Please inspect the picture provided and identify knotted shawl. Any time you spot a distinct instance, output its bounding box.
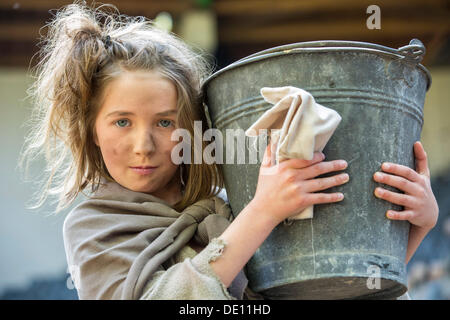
[63,178,244,299]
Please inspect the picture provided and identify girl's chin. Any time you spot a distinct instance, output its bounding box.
[118,179,157,194]
[129,185,156,194]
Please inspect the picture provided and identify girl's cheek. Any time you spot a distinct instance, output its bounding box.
[100,135,128,162]
[100,145,116,168]
[103,144,120,158]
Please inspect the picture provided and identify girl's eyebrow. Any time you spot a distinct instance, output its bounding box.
[105,109,177,118]
[155,109,177,116]
[105,111,134,118]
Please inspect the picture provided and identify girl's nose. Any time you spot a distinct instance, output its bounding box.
[133,130,156,156]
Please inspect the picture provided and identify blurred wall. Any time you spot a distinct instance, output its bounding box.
[0,67,83,293]
[0,64,449,295]
[421,66,450,177]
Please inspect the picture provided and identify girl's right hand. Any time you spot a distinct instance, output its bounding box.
[249,143,349,225]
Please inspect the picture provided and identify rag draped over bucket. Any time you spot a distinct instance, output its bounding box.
[62,178,253,300]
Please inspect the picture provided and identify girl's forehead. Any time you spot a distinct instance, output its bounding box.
[98,70,178,116]
[113,69,169,84]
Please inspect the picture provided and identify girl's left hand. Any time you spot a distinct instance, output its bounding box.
[372,141,439,231]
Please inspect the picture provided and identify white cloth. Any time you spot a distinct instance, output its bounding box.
[245,86,342,220]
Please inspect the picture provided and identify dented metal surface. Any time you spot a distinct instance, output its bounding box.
[204,39,431,299]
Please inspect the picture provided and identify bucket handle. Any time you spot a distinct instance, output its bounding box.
[202,102,214,129]
[397,39,426,64]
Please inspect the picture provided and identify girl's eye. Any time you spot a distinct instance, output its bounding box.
[115,119,130,128]
[158,119,173,128]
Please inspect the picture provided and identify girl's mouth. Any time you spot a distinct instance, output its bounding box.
[130,166,157,175]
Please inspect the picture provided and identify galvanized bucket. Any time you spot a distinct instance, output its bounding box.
[203,39,431,299]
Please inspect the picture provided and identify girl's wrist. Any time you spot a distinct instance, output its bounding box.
[246,199,281,229]
[410,223,432,235]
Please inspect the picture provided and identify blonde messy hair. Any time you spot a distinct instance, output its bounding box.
[18,1,224,213]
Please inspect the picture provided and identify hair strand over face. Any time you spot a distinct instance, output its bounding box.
[18,1,223,214]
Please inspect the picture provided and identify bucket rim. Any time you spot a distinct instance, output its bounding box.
[203,39,432,91]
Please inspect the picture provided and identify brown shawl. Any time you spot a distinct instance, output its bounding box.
[63,178,244,299]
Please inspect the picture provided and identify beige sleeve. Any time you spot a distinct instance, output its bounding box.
[140,238,236,300]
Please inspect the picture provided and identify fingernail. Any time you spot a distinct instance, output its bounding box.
[375,188,383,197]
[338,193,344,200]
[340,160,348,168]
[383,163,390,170]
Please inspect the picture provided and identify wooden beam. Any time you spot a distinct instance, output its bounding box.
[3,11,449,43]
[421,31,450,66]
[213,0,449,16]
[0,24,46,42]
[2,0,448,16]
[0,0,193,15]
[218,17,450,44]
[0,40,39,67]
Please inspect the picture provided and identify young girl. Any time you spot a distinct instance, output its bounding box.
[19,3,439,300]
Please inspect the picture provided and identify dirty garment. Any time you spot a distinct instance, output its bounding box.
[63,177,410,300]
[62,178,250,300]
[245,86,342,220]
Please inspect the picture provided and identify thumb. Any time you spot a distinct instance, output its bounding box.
[414,141,430,178]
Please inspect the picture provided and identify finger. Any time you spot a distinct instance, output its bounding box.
[303,173,349,192]
[279,152,325,170]
[385,209,414,221]
[381,162,421,183]
[300,159,348,180]
[414,141,431,178]
[304,192,344,206]
[373,171,422,196]
[374,187,417,207]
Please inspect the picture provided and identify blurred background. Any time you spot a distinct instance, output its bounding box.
[0,0,449,300]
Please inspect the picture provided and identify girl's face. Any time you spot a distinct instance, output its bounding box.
[94,70,182,204]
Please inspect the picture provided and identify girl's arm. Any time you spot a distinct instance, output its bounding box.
[210,144,349,287]
[405,225,431,264]
[209,201,278,287]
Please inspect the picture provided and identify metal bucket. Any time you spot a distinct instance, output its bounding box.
[203,39,431,299]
